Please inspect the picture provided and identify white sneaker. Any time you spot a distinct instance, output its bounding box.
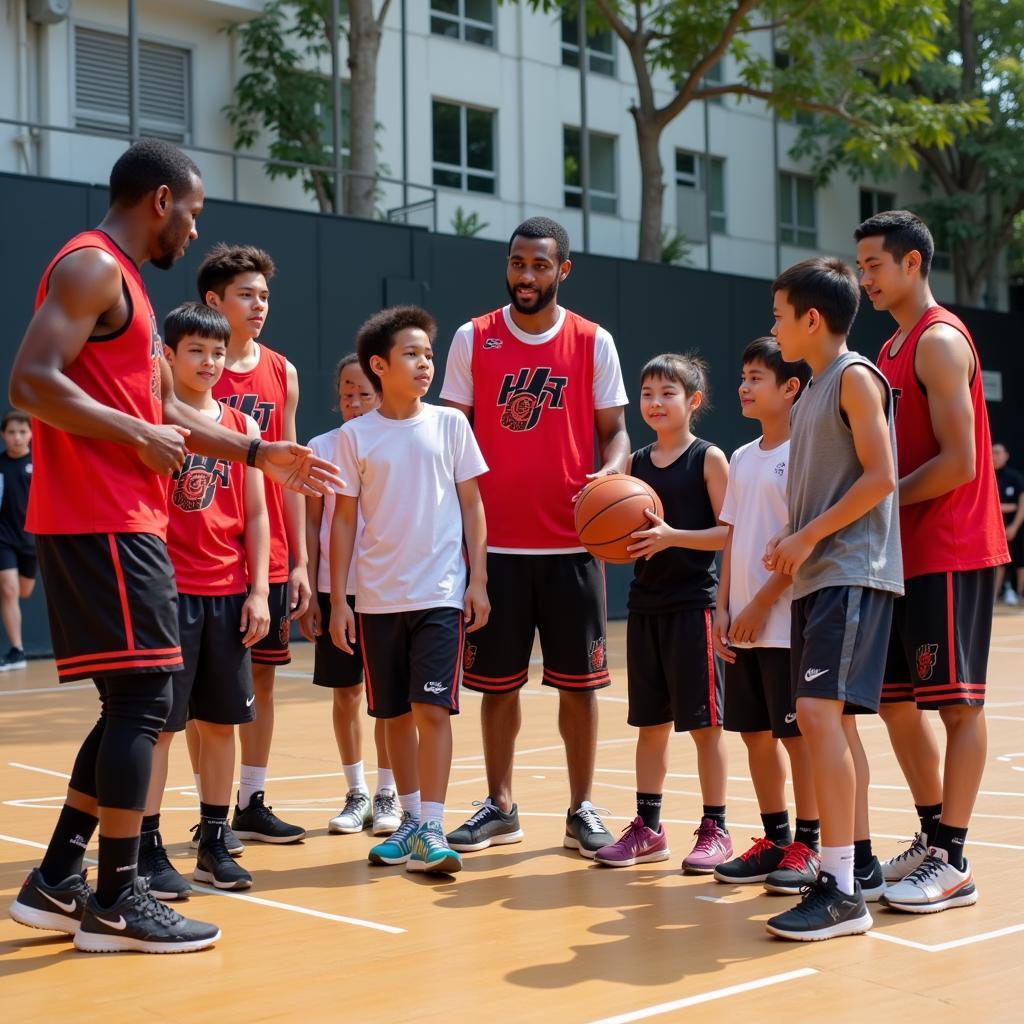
[328,789,372,834]
[372,788,401,836]
[881,832,929,882]
[880,847,977,913]
[1006,589,1020,606]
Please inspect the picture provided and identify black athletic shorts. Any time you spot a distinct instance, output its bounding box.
[626,608,723,732]
[358,607,463,719]
[251,580,291,666]
[724,646,799,738]
[883,568,995,709]
[791,586,894,714]
[165,592,255,732]
[36,533,183,683]
[0,541,37,579]
[462,551,610,694]
[313,592,363,688]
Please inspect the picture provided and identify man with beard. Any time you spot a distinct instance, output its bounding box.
[441,217,629,858]
[6,139,342,953]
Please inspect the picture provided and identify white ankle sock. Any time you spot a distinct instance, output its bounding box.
[421,801,444,826]
[399,790,421,822]
[820,844,855,895]
[193,773,203,803]
[376,768,395,793]
[238,765,267,810]
[343,761,367,793]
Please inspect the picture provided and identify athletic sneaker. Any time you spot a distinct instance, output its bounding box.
[854,855,886,902]
[0,646,27,670]
[190,821,244,856]
[564,802,614,859]
[372,788,401,836]
[231,791,306,844]
[328,789,372,834]
[9,867,92,935]
[369,811,419,865]
[682,817,733,874]
[763,841,821,894]
[714,837,786,884]
[74,876,220,954]
[138,830,191,901]
[881,832,929,882]
[447,798,524,852]
[765,872,873,941]
[194,822,253,891]
[880,848,977,914]
[594,817,670,867]
[406,821,463,874]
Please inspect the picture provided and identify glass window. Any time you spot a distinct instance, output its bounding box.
[563,127,617,215]
[315,81,351,166]
[431,0,495,48]
[675,151,726,239]
[432,100,496,194]
[778,172,817,248]
[859,188,896,223]
[561,11,615,76]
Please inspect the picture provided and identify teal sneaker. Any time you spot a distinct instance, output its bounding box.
[368,811,418,865]
[406,821,462,875]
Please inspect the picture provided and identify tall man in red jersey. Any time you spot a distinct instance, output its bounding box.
[856,210,1008,915]
[6,140,341,953]
[441,217,630,857]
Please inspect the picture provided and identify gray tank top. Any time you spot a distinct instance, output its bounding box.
[788,350,903,600]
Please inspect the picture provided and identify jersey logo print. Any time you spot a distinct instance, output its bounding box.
[496,367,568,432]
[589,636,607,671]
[891,386,902,421]
[172,454,232,513]
[915,643,939,681]
[219,393,276,434]
[149,313,162,400]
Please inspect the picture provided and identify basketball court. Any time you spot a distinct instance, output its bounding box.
[2,613,1023,1022]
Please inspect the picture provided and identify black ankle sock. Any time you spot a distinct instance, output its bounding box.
[854,838,874,869]
[141,813,160,835]
[96,834,141,908]
[915,802,942,844]
[795,818,820,851]
[703,805,727,831]
[931,822,968,870]
[760,810,791,845]
[636,793,663,832]
[200,802,229,822]
[39,804,98,885]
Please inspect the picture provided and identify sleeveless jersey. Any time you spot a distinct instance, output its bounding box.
[628,439,718,614]
[167,404,249,596]
[27,230,167,537]
[213,344,289,582]
[877,306,1007,580]
[469,308,596,551]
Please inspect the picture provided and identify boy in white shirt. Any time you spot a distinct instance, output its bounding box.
[712,338,822,894]
[330,306,489,875]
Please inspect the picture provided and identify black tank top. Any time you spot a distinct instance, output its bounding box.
[628,438,718,613]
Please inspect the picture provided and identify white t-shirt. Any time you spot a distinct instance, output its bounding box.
[439,304,628,410]
[718,437,793,649]
[333,404,488,614]
[309,427,363,595]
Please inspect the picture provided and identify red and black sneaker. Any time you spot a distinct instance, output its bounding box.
[764,840,821,894]
[713,836,785,884]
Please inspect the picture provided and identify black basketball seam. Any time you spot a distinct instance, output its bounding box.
[576,488,658,537]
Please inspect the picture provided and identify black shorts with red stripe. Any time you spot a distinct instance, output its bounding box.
[250,581,291,665]
[883,568,995,709]
[461,551,610,694]
[36,533,183,682]
[626,607,723,731]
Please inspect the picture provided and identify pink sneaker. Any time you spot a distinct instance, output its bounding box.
[594,817,670,867]
[682,817,733,874]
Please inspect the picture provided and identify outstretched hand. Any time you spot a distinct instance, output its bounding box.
[259,442,345,497]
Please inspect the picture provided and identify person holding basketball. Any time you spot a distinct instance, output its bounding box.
[441,217,629,858]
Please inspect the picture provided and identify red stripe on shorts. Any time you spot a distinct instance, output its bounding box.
[357,613,374,713]
[108,534,135,651]
[704,609,719,725]
[945,571,957,684]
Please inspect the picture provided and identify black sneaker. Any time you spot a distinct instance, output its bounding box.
[73,876,220,954]
[765,872,873,941]
[189,821,245,856]
[854,854,886,903]
[0,646,27,671]
[763,841,821,894]
[564,802,614,859]
[194,821,252,891]
[139,830,191,901]
[447,799,524,852]
[9,867,92,935]
[230,791,305,844]
[714,837,786,884]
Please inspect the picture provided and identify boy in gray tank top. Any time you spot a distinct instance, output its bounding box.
[762,257,903,943]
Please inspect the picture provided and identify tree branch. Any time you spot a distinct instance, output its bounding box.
[376,0,393,29]
[914,144,960,196]
[687,83,864,126]
[592,0,635,43]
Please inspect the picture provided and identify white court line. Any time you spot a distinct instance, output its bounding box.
[868,923,1024,953]
[0,683,93,695]
[585,968,818,1024]
[8,762,70,780]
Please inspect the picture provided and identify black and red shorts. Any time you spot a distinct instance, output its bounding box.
[313,592,363,688]
[36,532,183,682]
[251,580,291,666]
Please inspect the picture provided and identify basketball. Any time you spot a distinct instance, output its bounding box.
[574,474,664,563]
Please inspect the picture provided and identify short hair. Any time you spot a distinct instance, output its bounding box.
[1,410,31,431]
[640,353,711,423]
[854,209,934,278]
[356,306,437,394]
[196,243,276,300]
[772,257,860,336]
[334,352,361,392]
[742,337,812,395]
[509,217,571,265]
[108,138,200,208]
[163,301,231,351]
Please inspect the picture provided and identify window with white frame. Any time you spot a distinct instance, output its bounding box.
[563,127,617,215]
[431,0,495,47]
[432,100,496,194]
[779,172,817,248]
[315,81,352,165]
[74,26,192,143]
[859,188,896,223]
[675,150,726,242]
[561,11,615,76]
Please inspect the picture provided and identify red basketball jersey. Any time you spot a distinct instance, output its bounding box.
[213,344,289,582]
[877,305,1008,579]
[470,308,596,550]
[27,230,168,537]
[167,404,250,595]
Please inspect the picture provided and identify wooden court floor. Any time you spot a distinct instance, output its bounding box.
[2,615,1024,1023]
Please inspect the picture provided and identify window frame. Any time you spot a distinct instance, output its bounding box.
[431,98,497,195]
[430,0,496,49]
[778,171,818,248]
[859,187,896,224]
[563,125,618,215]
[560,11,616,77]
[675,150,727,236]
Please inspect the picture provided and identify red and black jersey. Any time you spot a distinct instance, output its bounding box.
[167,404,250,596]
[877,305,1008,579]
[27,230,168,537]
[213,344,289,583]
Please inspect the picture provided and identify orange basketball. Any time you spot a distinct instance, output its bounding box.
[574,474,664,564]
